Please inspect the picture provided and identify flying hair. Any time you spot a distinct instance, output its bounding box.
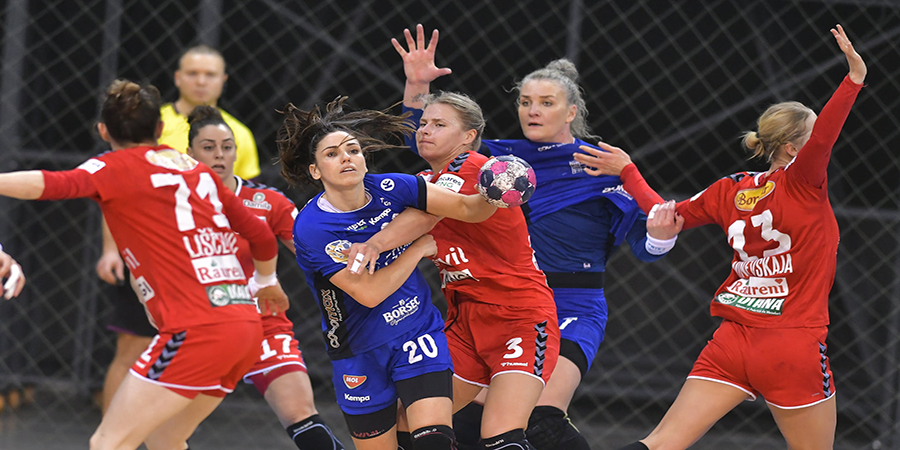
[277,96,414,187]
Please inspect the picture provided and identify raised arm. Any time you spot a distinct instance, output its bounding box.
[330,234,436,307]
[392,24,452,110]
[791,24,865,188]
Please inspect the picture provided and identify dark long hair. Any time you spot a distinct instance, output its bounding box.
[277,96,413,188]
[100,79,161,144]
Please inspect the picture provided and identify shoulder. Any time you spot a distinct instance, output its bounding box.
[241,179,293,203]
[159,103,181,119]
[446,151,484,173]
[218,108,253,134]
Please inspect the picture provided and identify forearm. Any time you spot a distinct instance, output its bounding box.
[403,80,430,110]
[0,171,45,200]
[252,257,278,278]
[620,164,664,213]
[369,208,439,251]
[333,246,424,307]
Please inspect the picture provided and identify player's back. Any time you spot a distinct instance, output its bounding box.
[93,147,258,331]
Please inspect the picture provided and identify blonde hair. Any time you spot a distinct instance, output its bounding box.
[422,91,486,151]
[742,101,814,162]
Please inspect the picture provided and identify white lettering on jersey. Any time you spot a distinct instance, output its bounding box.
[732,253,793,279]
[434,173,464,193]
[191,255,246,283]
[134,276,155,303]
[77,158,106,174]
[344,393,371,402]
[382,296,421,326]
[725,277,789,299]
[122,248,140,270]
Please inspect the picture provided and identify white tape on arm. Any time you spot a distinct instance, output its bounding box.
[350,252,364,273]
[248,270,278,297]
[645,234,677,255]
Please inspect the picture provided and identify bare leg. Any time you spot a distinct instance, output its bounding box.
[768,396,836,450]
[481,373,543,438]
[535,356,581,411]
[102,333,153,414]
[263,371,319,427]
[452,377,485,413]
[143,393,225,450]
[641,378,749,450]
[90,373,194,450]
[406,396,454,430]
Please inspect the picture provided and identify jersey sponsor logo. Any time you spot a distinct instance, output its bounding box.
[380,178,395,191]
[382,296,421,326]
[242,192,272,210]
[440,268,476,287]
[602,184,634,200]
[434,173,465,193]
[325,240,351,264]
[538,143,566,152]
[191,255,246,284]
[569,160,585,174]
[715,292,784,315]
[145,149,199,171]
[206,283,254,307]
[77,158,106,174]
[734,181,776,211]
[732,253,793,279]
[320,288,344,348]
[368,208,392,226]
[122,247,140,270]
[343,374,367,389]
[183,228,240,259]
[345,219,368,232]
[343,393,370,403]
[291,207,299,220]
[501,362,529,367]
[725,277,789,299]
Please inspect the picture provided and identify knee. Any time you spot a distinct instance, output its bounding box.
[526,406,590,450]
[411,425,456,450]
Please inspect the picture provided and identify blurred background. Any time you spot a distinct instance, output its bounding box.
[0,0,898,448]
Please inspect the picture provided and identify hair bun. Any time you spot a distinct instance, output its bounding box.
[545,59,579,82]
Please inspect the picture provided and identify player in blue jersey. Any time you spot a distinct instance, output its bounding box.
[392,25,680,450]
[277,97,497,450]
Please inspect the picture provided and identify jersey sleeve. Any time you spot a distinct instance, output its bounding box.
[620,163,665,212]
[675,177,734,230]
[789,75,863,189]
[38,157,109,201]
[401,105,423,155]
[390,173,428,211]
[295,226,346,280]
[215,171,277,261]
[623,214,666,262]
[269,193,298,241]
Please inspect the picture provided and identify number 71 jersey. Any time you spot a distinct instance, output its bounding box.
[66,146,270,332]
[678,168,838,328]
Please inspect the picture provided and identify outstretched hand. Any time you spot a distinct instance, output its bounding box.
[572,141,634,177]
[831,24,866,85]
[392,24,452,85]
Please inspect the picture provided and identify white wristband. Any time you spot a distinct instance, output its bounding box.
[253,271,278,287]
[645,234,677,255]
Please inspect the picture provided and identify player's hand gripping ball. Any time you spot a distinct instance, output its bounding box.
[476,155,536,208]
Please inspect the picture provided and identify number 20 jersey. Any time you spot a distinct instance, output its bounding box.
[293,173,445,360]
[39,146,278,332]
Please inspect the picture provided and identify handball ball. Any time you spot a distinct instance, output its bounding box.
[476,155,536,208]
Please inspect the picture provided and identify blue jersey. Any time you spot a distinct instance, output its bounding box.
[403,106,662,275]
[293,173,444,360]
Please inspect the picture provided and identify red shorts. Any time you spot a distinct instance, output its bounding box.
[242,314,307,395]
[445,296,559,386]
[130,320,262,399]
[688,320,834,408]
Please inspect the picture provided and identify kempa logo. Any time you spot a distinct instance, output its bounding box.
[734,181,775,211]
[343,374,366,389]
[344,393,370,402]
[380,178,395,191]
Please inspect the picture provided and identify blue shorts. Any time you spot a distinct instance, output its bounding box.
[553,287,608,371]
[331,326,453,415]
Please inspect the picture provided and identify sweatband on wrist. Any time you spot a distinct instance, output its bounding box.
[645,234,677,255]
[253,271,277,287]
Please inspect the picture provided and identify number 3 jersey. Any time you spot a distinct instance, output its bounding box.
[622,75,863,329]
[39,146,278,332]
[293,173,444,360]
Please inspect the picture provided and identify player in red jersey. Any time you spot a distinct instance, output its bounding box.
[0,80,289,450]
[573,25,865,450]
[349,91,560,450]
[185,105,344,450]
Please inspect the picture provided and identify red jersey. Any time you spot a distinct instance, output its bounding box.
[232,177,299,335]
[419,151,553,308]
[621,76,863,328]
[40,146,278,332]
